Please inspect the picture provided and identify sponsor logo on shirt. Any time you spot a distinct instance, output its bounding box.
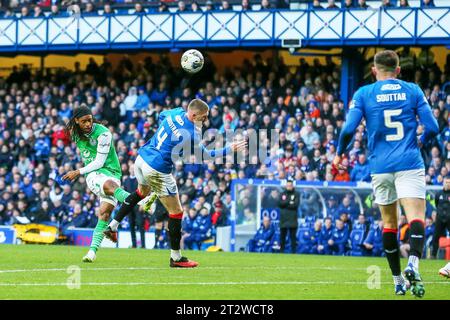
[381,84,402,91]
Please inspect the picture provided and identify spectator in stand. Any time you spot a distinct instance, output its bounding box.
[357,0,370,8]
[247,216,276,252]
[21,6,30,17]
[336,195,360,220]
[181,208,198,250]
[381,0,394,8]
[260,0,271,10]
[311,0,324,9]
[422,0,435,7]
[329,219,349,255]
[33,5,45,18]
[399,0,410,7]
[103,3,116,15]
[134,2,146,14]
[221,0,232,11]
[177,1,188,12]
[326,0,339,9]
[318,217,334,254]
[363,220,384,256]
[241,0,252,11]
[350,153,371,182]
[343,0,353,9]
[325,195,339,218]
[84,2,97,16]
[205,0,215,11]
[309,219,323,254]
[333,157,350,182]
[191,1,202,12]
[158,1,169,13]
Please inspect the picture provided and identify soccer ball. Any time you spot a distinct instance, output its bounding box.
[181,49,204,74]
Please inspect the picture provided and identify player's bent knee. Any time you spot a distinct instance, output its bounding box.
[103,179,120,195]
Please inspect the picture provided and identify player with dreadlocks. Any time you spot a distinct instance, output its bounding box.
[63,104,154,262]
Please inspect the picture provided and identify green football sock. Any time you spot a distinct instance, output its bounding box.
[90,220,108,253]
[113,187,130,203]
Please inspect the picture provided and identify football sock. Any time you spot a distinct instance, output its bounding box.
[409,219,425,266]
[168,213,183,253]
[113,190,145,224]
[382,228,401,276]
[393,275,404,286]
[90,220,108,253]
[171,250,182,261]
[109,219,120,231]
[113,187,131,203]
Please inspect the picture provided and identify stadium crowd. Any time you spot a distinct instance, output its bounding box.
[0,0,446,18]
[0,47,448,253]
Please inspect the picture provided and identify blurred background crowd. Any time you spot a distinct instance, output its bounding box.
[0,46,448,253]
[0,0,446,19]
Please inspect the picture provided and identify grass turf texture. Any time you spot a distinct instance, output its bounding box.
[0,244,448,300]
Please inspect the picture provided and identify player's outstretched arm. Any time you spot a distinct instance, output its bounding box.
[334,102,364,167]
[199,139,247,157]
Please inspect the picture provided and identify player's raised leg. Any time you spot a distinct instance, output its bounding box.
[104,184,151,242]
[103,155,157,241]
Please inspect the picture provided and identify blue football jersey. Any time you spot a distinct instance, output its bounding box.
[138,107,231,174]
[337,79,439,174]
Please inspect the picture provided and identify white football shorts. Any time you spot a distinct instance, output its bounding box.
[371,169,426,205]
[134,155,178,197]
[86,171,121,206]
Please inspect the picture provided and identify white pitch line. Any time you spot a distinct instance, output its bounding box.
[0,281,448,287]
[0,266,443,274]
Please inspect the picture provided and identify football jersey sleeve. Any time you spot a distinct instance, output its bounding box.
[193,128,231,158]
[337,89,365,155]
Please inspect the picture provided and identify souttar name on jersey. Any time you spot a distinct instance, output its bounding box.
[376,93,407,102]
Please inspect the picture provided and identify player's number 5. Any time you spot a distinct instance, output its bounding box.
[384,109,404,141]
[156,127,168,150]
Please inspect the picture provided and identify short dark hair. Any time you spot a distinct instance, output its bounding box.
[374,50,399,72]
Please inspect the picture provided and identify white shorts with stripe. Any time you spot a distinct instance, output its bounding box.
[371,169,426,205]
[86,171,121,206]
[134,155,178,197]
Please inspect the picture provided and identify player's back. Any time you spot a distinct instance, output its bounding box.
[138,107,195,174]
[356,79,424,174]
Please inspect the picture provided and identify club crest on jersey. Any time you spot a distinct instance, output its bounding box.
[89,138,97,146]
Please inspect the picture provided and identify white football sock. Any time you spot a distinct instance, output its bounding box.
[408,255,419,270]
[171,250,182,261]
[393,275,404,285]
[109,219,120,231]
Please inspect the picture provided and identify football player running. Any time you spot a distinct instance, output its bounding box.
[335,51,439,297]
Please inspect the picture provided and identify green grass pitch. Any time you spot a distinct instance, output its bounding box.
[0,244,448,300]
